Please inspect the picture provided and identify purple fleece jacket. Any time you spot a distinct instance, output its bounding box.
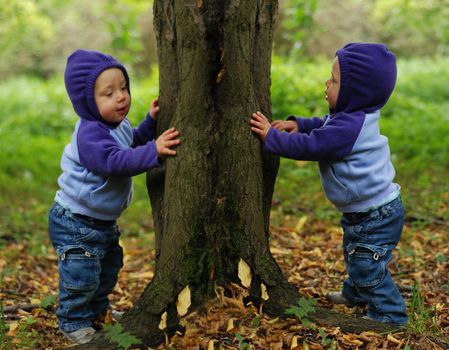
[55,50,159,220]
[264,43,399,212]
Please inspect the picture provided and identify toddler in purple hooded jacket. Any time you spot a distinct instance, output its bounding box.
[251,43,407,325]
[48,49,180,344]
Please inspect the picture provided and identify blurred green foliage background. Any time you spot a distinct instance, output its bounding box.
[1,0,448,253]
[2,0,449,79]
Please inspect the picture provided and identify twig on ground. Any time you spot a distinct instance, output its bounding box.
[3,303,40,313]
[397,284,414,292]
[406,214,449,227]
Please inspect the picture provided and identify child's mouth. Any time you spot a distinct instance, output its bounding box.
[117,106,127,114]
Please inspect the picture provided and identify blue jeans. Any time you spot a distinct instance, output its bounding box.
[341,196,408,325]
[48,203,123,332]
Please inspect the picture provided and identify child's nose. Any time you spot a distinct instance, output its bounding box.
[117,91,126,100]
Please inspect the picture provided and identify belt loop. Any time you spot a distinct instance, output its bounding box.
[64,207,73,218]
[57,204,65,216]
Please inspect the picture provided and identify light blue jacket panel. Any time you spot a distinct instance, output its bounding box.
[56,119,134,220]
[318,110,399,213]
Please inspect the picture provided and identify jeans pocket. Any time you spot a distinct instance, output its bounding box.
[73,220,119,250]
[346,243,387,288]
[57,247,100,293]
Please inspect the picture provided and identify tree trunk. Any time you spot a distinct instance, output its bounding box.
[136,0,301,344]
[73,1,398,348]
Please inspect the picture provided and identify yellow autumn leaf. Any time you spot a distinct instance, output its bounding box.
[207,339,216,350]
[176,285,191,317]
[6,322,19,337]
[261,283,269,300]
[387,333,401,344]
[294,215,308,233]
[226,318,234,331]
[267,317,279,324]
[270,247,290,255]
[216,68,225,83]
[159,311,167,330]
[312,247,323,257]
[342,334,363,346]
[130,271,154,279]
[290,335,298,349]
[238,258,252,288]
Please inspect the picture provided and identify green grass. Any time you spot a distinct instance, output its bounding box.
[1,57,448,251]
[407,281,438,334]
[405,281,449,347]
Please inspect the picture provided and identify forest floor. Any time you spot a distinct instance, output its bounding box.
[1,216,448,349]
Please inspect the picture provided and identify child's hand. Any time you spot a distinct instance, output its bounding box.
[156,127,180,157]
[250,111,271,142]
[272,120,298,133]
[149,98,160,119]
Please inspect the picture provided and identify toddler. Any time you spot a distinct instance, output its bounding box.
[250,43,407,325]
[48,49,180,343]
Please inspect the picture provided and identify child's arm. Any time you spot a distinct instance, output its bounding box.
[286,115,326,134]
[133,99,160,146]
[271,119,298,133]
[77,121,179,177]
[267,115,326,135]
[251,111,364,161]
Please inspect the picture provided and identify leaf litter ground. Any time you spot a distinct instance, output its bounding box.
[1,216,448,349]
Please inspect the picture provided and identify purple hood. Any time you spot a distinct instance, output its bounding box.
[64,49,130,122]
[334,43,397,114]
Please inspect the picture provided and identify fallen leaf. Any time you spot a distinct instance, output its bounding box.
[159,311,167,330]
[294,216,308,233]
[177,285,191,317]
[226,318,234,331]
[6,322,19,337]
[261,283,269,300]
[238,259,252,288]
[290,335,298,349]
[207,339,216,350]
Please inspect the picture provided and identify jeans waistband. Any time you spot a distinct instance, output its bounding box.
[343,211,371,221]
[73,213,116,227]
[343,196,401,222]
[54,201,116,227]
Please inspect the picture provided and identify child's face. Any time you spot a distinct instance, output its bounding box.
[325,57,340,110]
[94,68,130,123]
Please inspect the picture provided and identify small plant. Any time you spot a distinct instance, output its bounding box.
[103,323,143,350]
[39,294,58,309]
[285,297,317,326]
[235,333,252,350]
[251,315,260,327]
[406,281,449,348]
[407,281,438,334]
[0,302,12,350]
[318,328,336,350]
[403,338,411,350]
[286,298,337,349]
[14,317,42,349]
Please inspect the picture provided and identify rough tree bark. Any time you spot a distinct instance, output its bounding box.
[73,1,397,348]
